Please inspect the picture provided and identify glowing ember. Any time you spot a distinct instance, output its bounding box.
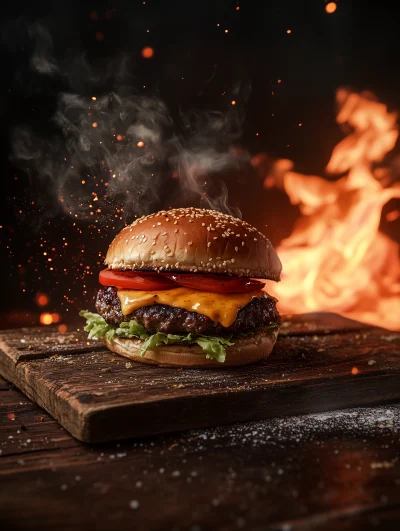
[325,2,337,14]
[137,141,145,147]
[35,292,49,307]
[141,47,154,59]
[263,89,400,331]
[40,312,53,325]
[51,313,61,323]
[351,367,359,375]
[58,324,68,334]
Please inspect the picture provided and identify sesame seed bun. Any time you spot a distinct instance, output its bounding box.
[101,328,279,368]
[105,208,282,280]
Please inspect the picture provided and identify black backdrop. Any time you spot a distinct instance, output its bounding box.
[1,0,400,325]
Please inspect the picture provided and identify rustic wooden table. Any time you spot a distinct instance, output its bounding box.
[1,316,400,530]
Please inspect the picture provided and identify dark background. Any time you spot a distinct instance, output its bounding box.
[1,0,400,328]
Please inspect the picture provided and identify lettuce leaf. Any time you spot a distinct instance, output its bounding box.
[79,310,234,362]
[79,310,279,363]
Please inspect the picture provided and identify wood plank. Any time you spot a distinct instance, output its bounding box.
[0,326,103,364]
[1,402,399,530]
[279,311,375,336]
[0,389,80,457]
[0,318,399,442]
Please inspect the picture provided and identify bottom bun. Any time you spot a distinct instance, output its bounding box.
[101,329,279,368]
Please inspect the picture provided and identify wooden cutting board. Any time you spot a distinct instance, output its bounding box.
[0,313,399,443]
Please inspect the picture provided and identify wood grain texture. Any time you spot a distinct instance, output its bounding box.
[0,313,399,442]
[1,378,400,531]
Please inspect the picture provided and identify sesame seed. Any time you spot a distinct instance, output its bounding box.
[188,241,193,246]
[235,246,238,252]
[207,242,211,247]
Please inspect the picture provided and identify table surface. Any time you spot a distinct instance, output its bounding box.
[1,313,400,530]
[1,368,400,531]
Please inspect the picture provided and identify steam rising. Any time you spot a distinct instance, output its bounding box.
[11,23,247,224]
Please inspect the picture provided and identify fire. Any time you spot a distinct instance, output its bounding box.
[262,89,400,330]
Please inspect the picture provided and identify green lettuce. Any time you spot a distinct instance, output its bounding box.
[79,310,234,363]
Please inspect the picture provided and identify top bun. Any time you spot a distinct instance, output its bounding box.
[105,208,282,280]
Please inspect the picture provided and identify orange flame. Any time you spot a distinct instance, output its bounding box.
[264,89,400,330]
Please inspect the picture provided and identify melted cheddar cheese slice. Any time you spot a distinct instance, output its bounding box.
[117,287,264,328]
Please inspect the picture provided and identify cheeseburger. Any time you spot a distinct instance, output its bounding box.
[80,207,282,368]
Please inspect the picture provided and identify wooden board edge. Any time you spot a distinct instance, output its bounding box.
[0,358,89,442]
[80,371,400,443]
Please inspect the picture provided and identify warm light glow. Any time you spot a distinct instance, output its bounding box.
[262,89,400,331]
[286,29,292,34]
[40,312,53,325]
[141,46,154,59]
[351,367,359,375]
[92,122,98,128]
[325,2,337,14]
[137,141,145,147]
[386,210,400,222]
[116,135,123,141]
[231,100,236,105]
[91,96,97,101]
[35,292,49,307]
[51,313,61,323]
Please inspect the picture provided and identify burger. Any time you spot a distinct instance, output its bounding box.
[80,207,282,368]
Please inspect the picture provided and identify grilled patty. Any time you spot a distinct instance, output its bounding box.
[96,286,280,336]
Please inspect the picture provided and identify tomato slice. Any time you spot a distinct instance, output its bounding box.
[163,273,265,293]
[99,270,176,290]
[99,269,265,292]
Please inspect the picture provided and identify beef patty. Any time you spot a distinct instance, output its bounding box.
[96,286,280,336]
